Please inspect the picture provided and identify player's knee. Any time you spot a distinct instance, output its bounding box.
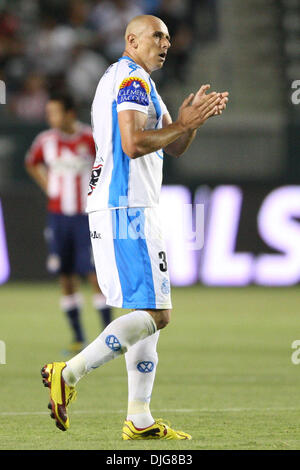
[154,309,171,330]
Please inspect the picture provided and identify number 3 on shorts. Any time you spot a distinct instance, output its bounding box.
[159,251,168,272]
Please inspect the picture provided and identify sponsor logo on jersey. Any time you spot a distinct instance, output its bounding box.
[128,62,140,74]
[117,77,150,106]
[90,231,101,239]
[88,164,103,196]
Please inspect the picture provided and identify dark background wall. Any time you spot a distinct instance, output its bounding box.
[0,0,299,284]
[2,180,298,283]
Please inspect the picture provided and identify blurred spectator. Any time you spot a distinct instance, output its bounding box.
[3,37,28,94]
[26,15,77,76]
[37,0,68,24]
[0,8,20,71]
[89,0,143,62]
[158,0,195,85]
[66,43,108,104]
[138,0,162,15]
[190,0,219,41]
[0,0,218,122]
[0,8,19,38]
[67,0,95,46]
[10,73,48,121]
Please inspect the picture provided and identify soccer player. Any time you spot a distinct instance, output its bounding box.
[26,93,112,353]
[41,16,228,439]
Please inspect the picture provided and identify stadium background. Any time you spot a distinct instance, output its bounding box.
[1,0,300,451]
[1,0,299,285]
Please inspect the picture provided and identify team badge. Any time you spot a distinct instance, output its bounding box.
[105,335,122,351]
[88,164,102,196]
[161,278,170,295]
[117,77,150,106]
[137,361,154,373]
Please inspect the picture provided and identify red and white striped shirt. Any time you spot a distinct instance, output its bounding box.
[26,122,96,215]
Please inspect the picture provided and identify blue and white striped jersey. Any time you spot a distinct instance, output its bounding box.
[86,56,168,212]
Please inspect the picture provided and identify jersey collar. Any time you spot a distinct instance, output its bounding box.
[118,55,136,63]
[118,55,150,77]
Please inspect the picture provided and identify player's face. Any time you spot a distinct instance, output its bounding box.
[137,21,171,73]
[46,101,74,130]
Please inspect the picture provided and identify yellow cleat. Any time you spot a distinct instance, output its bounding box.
[122,419,192,440]
[41,362,77,431]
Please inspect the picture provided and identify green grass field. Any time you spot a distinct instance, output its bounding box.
[1,282,300,450]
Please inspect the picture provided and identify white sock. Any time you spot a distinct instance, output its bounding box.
[60,293,83,312]
[62,310,157,386]
[92,293,107,310]
[125,331,160,428]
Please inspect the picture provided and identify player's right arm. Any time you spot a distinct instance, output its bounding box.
[118,91,222,159]
[25,135,48,194]
[25,163,48,194]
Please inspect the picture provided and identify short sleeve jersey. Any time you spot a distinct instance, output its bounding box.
[86,56,168,212]
[25,123,96,215]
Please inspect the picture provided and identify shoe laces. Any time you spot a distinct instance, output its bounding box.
[66,388,77,406]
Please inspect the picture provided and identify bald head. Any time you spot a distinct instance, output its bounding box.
[125,15,168,42]
[123,15,171,74]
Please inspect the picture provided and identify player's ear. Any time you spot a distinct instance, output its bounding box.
[127,33,138,49]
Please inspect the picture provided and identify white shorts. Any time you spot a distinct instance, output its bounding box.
[88,207,172,310]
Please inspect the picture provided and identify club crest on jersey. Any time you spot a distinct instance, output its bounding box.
[117,77,150,106]
[88,164,102,196]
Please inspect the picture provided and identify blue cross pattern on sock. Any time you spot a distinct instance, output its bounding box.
[105,334,122,351]
[137,361,154,373]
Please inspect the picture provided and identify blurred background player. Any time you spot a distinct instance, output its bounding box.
[25,93,112,353]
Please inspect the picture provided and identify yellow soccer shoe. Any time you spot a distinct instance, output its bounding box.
[122,419,192,440]
[41,362,77,431]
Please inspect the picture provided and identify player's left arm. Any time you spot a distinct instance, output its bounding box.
[163,87,229,158]
[162,112,197,158]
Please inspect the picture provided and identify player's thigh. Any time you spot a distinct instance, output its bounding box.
[142,206,172,310]
[88,207,172,310]
[111,206,172,310]
[45,213,73,274]
[89,210,122,306]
